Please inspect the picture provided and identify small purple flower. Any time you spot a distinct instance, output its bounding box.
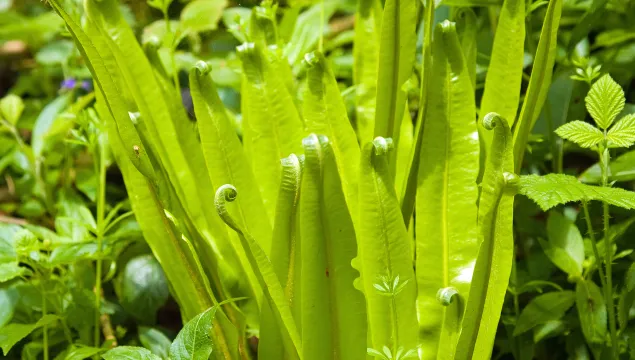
[80,80,93,91]
[60,78,77,90]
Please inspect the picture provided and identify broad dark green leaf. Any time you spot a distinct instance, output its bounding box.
[512,0,563,170]
[238,43,304,220]
[0,288,17,328]
[300,134,366,360]
[64,345,104,360]
[478,0,525,153]
[518,173,635,211]
[416,21,479,360]
[118,255,169,324]
[455,113,515,360]
[576,279,607,344]
[303,52,360,217]
[373,0,417,160]
[0,314,58,355]
[514,291,575,335]
[102,346,161,360]
[353,0,382,143]
[542,211,585,277]
[357,137,418,354]
[139,327,171,360]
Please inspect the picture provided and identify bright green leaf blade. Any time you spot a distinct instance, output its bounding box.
[455,8,477,89]
[258,154,302,360]
[353,0,382,143]
[585,74,625,130]
[215,186,302,357]
[513,291,575,336]
[554,120,604,148]
[0,314,59,355]
[518,173,635,211]
[300,135,367,360]
[607,114,635,148]
[512,0,563,170]
[64,346,105,360]
[0,262,28,283]
[238,43,305,220]
[576,279,607,344]
[357,138,418,352]
[303,52,360,218]
[455,113,515,360]
[189,62,272,257]
[102,346,162,360]
[373,0,416,152]
[478,0,525,152]
[580,149,635,183]
[284,1,338,66]
[542,211,584,277]
[416,21,479,360]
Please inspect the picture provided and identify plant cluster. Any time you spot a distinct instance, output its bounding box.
[1,0,635,359]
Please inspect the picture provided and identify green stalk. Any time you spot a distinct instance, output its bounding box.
[599,138,617,358]
[42,283,49,360]
[94,137,107,353]
[581,201,607,290]
[164,10,181,98]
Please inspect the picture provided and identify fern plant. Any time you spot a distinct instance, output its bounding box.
[31,0,572,359]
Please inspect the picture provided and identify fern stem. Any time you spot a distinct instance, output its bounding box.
[599,142,617,359]
[94,135,107,355]
[581,201,606,290]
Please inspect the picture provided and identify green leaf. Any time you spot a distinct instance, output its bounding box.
[102,346,161,360]
[258,154,302,360]
[32,94,73,159]
[580,149,635,183]
[455,113,515,360]
[180,0,228,35]
[357,137,418,353]
[0,314,59,355]
[554,121,604,148]
[478,0,525,152]
[455,9,477,89]
[49,242,99,265]
[64,345,105,360]
[169,306,219,360]
[607,114,635,148]
[373,0,416,152]
[416,21,479,360]
[0,288,17,328]
[118,255,169,324]
[0,262,29,283]
[585,74,625,130]
[541,211,585,277]
[513,291,575,336]
[0,94,24,125]
[518,173,635,211]
[512,0,563,170]
[618,264,635,330]
[284,1,339,66]
[299,135,367,360]
[303,52,360,218]
[237,43,305,221]
[576,279,607,344]
[567,0,609,51]
[353,0,382,143]
[139,327,171,360]
[215,185,302,357]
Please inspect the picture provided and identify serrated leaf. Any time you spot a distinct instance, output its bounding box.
[554,121,603,148]
[513,291,575,335]
[607,114,635,148]
[0,314,59,355]
[518,173,635,210]
[585,74,625,130]
[102,346,161,360]
[169,306,218,360]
